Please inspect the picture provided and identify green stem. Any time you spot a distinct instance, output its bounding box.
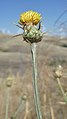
[5,87,10,119]
[31,43,42,119]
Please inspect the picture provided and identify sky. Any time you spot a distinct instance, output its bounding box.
[0,0,67,34]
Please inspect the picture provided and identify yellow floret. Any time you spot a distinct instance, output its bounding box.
[19,10,41,25]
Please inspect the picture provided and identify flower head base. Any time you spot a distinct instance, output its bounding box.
[19,10,41,25]
[23,26,43,43]
[55,65,63,78]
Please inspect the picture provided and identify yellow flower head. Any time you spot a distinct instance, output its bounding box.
[19,10,41,25]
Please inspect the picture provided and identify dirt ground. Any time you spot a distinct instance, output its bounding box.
[0,34,67,119]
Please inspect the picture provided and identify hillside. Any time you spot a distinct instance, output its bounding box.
[0,34,67,119]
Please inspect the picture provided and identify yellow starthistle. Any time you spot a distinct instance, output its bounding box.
[6,75,14,87]
[18,10,41,25]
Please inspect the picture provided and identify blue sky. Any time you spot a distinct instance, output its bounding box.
[0,0,67,34]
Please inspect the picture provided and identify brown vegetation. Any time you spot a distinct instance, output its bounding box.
[0,34,67,119]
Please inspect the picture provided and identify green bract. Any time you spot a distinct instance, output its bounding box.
[23,26,43,43]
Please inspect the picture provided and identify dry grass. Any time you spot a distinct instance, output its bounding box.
[0,34,67,119]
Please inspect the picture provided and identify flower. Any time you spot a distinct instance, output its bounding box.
[18,10,43,43]
[19,10,41,25]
